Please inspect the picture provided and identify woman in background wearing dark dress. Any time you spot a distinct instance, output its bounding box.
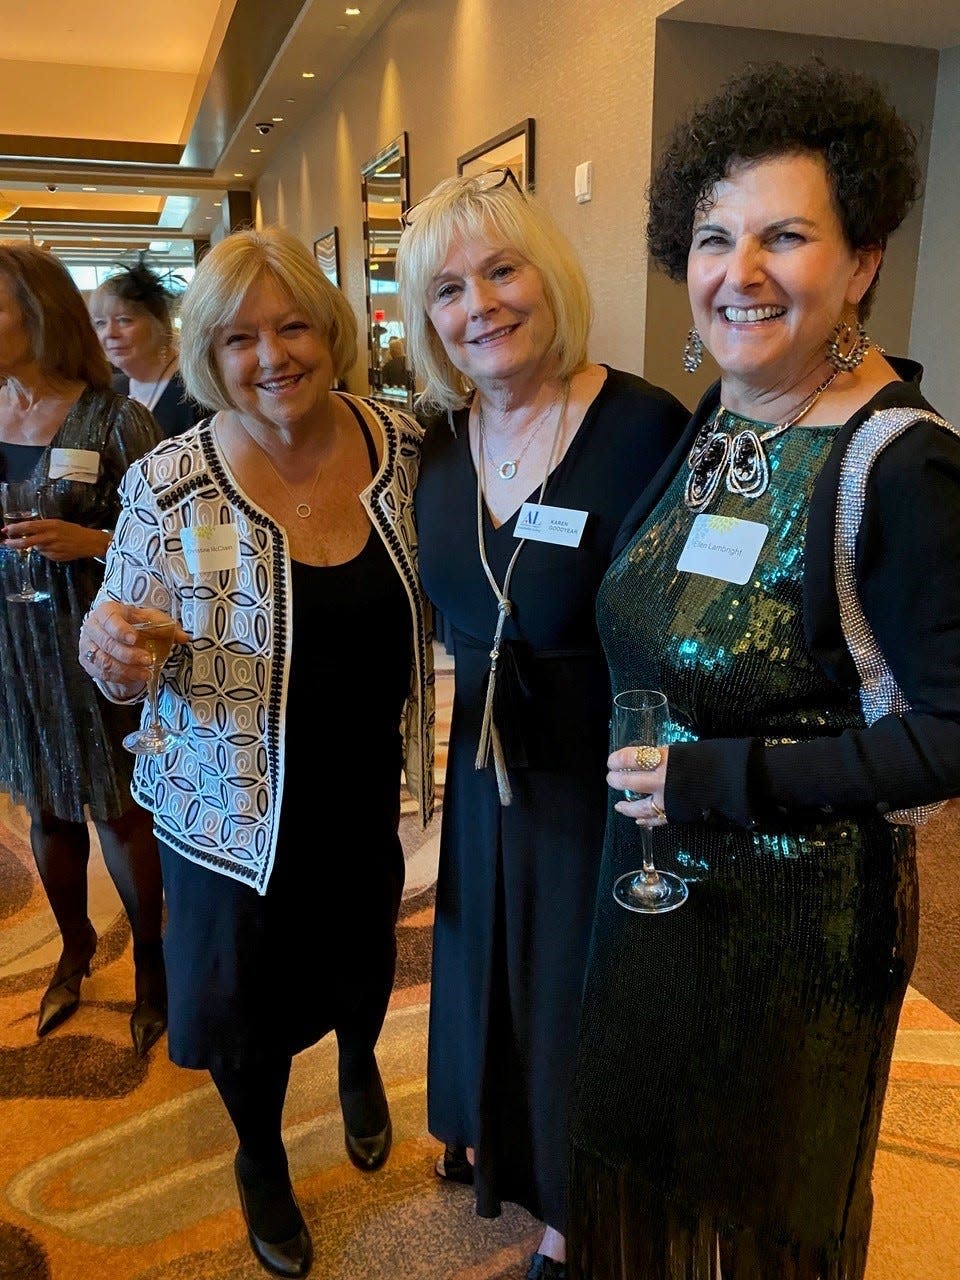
[0,242,166,1054]
[396,170,687,1279]
[78,226,434,1279]
[89,256,204,438]
[567,61,960,1280]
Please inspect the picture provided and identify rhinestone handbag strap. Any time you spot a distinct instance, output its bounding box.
[834,406,957,825]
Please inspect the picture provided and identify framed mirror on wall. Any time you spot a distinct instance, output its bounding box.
[361,132,412,410]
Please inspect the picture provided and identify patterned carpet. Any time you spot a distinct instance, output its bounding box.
[1,661,958,1279]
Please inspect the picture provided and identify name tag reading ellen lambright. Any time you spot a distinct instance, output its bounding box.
[677,514,768,585]
[182,524,241,575]
[514,502,587,548]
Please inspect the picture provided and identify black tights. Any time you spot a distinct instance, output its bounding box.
[210,1055,293,1173]
[30,804,163,955]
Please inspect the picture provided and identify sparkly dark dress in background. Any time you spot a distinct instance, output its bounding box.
[568,418,917,1280]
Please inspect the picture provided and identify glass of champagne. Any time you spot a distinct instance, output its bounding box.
[0,479,50,603]
[119,567,185,756]
[610,688,689,914]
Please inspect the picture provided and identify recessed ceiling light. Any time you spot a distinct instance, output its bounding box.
[82,186,97,192]
[214,201,222,207]
[137,188,145,194]
[272,116,284,123]
[234,172,244,178]
[250,148,261,154]
[301,71,315,79]
[345,7,361,14]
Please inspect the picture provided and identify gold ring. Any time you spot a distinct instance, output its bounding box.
[633,745,662,771]
[651,800,666,819]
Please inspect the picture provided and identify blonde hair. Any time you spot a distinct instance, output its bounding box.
[180,226,358,411]
[396,175,592,414]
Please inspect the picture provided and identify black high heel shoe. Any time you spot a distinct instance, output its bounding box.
[434,1143,474,1185]
[234,1151,313,1278]
[37,920,97,1037]
[338,1053,392,1172]
[130,939,167,1057]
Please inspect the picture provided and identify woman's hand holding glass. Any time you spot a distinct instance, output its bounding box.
[608,746,669,825]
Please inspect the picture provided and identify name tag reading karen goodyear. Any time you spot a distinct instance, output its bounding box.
[514,502,588,548]
[182,524,241,575]
[677,514,768,585]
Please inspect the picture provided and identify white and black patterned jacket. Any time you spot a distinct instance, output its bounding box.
[93,395,435,894]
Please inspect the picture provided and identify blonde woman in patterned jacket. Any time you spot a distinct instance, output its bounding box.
[78,226,434,1280]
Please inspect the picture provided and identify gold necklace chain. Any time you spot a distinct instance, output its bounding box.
[479,388,565,480]
[238,422,325,518]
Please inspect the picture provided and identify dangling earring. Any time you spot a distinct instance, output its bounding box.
[682,327,703,373]
[826,319,870,372]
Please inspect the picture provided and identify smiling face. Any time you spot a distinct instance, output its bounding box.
[89,294,165,373]
[425,231,556,392]
[687,152,880,397]
[212,271,334,434]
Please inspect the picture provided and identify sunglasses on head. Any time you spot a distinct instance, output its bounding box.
[401,167,524,228]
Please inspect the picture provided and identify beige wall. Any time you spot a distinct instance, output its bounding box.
[254,0,957,422]
[254,0,677,394]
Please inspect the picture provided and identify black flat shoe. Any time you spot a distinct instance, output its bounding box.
[338,1055,392,1172]
[37,921,97,1037]
[234,1153,312,1278]
[526,1254,567,1280]
[434,1143,474,1185]
[130,940,167,1057]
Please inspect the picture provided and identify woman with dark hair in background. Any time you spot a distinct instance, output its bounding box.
[0,242,166,1055]
[89,255,203,438]
[567,60,960,1280]
[397,170,687,1279]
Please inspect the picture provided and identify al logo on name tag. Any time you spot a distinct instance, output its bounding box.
[677,514,768,585]
[514,502,588,548]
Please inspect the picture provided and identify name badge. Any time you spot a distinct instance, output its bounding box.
[182,524,241,574]
[677,514,768,585]
[48,447,100,483]
[514,502,588,548]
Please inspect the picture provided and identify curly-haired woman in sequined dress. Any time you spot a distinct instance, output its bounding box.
[567,61,960,1280]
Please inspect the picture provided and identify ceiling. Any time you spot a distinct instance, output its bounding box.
[0,0,401,273]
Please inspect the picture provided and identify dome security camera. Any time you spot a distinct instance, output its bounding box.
[254,122,273,136]
[46,183,58,192]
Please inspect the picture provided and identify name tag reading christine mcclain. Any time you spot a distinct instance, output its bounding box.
[182,524,241,575]
[514,502,588,548]
[677,514,768,585]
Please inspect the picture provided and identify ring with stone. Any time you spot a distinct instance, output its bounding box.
[651,800,666,819]
[83,647,97,662]
[633,745,662,771]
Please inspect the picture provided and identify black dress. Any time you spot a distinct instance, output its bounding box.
[112,370,204,439]
[415,367,688,1230]
[567,419,918,1279]
[0,387,162,821]
[160,418,412,1070]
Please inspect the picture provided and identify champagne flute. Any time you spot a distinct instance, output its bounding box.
[118,566,185,756]
[0,480,50,603]
[610,688,689,914]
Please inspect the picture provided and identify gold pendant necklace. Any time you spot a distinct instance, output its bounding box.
[238,422,324,518]
[684,370,839,514]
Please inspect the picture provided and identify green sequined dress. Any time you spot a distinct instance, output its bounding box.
[568,418,917,1280]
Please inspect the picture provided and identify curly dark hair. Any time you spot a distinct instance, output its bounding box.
[647,60,921,315]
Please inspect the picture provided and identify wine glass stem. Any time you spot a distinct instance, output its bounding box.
[145,663,161,733]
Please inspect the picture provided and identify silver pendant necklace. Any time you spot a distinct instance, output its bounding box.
[684,370,839,514]
[480,389,564,479]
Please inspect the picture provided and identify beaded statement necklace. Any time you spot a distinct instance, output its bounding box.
[684,370,839,514]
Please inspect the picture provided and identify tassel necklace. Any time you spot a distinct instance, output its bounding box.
[684,370,839,513]
[474,379,571,805]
